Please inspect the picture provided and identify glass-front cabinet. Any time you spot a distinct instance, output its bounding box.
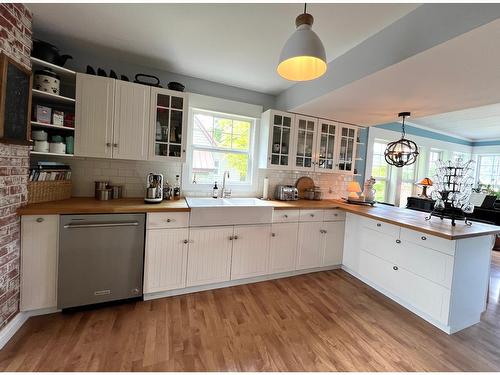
[293,115,318,171]
[316,119,337,173]
[336,125,357,173]
[259,110,295,169]
[149,87,188,161]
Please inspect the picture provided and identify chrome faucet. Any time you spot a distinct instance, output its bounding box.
[221,171,230,198]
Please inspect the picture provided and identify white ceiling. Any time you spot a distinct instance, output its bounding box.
[28,3,418,95]
[410,104,500,141]
[295,18,500,141]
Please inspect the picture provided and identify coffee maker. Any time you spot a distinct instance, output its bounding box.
[144,173,164,203]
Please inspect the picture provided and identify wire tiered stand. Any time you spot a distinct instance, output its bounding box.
[425,159,476,226]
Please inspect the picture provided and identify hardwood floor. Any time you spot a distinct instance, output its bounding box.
[1,252,500,371]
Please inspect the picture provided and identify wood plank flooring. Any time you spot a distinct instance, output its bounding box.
[1,252,500,371]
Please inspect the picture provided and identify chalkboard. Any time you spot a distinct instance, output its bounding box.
[0,53,32,144]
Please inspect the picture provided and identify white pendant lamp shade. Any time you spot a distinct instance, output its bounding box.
[277,11,327,81]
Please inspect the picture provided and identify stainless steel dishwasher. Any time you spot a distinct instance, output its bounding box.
[58,213,145,309]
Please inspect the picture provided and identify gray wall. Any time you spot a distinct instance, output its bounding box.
[33,29,277,110]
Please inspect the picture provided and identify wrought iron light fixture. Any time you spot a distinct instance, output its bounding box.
[384,112,419,167]
[277,3,327,81]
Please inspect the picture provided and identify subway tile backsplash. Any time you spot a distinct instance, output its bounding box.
[34,156,353,199]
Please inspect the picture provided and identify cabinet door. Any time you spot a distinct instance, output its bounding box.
[321,221,345,266]
[316,119,337,173]
[293,115,318,171]
[144,228,188,293]
[296,222,323,270]
[186,226,233,287]
[149,87,187,161]
[75,73,114,158]
[336,125,357,173]
[270,222,299,274]
[231,225,271,280]
[112,80,150,160]
[268,110,294,169]
[20,215,58,311]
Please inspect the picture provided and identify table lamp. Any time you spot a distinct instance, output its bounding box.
[416,177,433,198]
[347,181,362,199]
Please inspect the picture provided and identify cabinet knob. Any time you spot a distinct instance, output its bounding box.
[393,266,399,271]
[234,235,239,240]
[283,214,288,219]
[334,213,338,217]
[166,218,172,223]
[183,239,189,244]
[229,236,234,241]
[310,214,315,217]
[182,149,186,153]
[421,236,427,241]
[106,142,111,147]
[113,143,118,147]
[271,233,276,237]
[320,229,327,234]
[396,239,401,244]
[36,217,44,223]
[376,223,382,227]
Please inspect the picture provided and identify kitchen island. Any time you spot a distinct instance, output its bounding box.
[17,197,500,334]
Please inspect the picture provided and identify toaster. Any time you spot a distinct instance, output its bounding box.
[274,185,299,201]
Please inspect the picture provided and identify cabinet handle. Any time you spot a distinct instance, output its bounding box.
[334,213,338,217]
[310,214,315,217]
[182,149,186,153]
[271,233,276,237]
[393,266,399,271]
[396,239,401,244]
[320,229,327,234]
[166,218,172,223]
[376,223,382,227]
[36,217,44,223]
[113,143,118,147]
[234,235,239,240]
[183,239,189,244]
[283,214,288,219]
[229,236,234,241]
[421,236,427,241]
[106,142,111,147]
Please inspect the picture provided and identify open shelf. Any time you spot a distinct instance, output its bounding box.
[31,121,74,131]
[30,57,76,79]
[355,157,363,161]
[32,89,75,104]
[30,151,74,158]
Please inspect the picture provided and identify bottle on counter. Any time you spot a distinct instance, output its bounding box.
[173,175,181,200]
[213,182,219,198]
[163,180,171,200]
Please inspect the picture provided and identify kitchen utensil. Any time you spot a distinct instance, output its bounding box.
[135,74,162,87]
[94,181,109,198]
[97,68,107,77]
[32,130,48,141]
[34,140,49,153]
[146,187,157,200]
[304,188,315,200]
[295,176,315,199]
[95,188,112,201]
[86,65,96,75]
[274,185,299,201]
[34,69,60,95]
[49,142,66,154]
[120,75,129,81]
[313,187,323,200]
[167,81,185,92]
[144,173,163,203]
[109,70,118,79]
[32,39,72,66]
[110,185,123,199]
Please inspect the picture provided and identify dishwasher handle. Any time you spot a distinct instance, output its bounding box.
[63,221,140,229]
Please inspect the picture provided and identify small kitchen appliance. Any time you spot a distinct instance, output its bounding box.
[274,185,299,201]
[145,173,164,203]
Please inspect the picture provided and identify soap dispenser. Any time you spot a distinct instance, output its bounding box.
[212,182,219,198]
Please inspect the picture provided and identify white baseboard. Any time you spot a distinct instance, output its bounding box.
[0,312,29,350]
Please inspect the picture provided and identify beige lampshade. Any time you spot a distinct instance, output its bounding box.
[347,181,362,193]
[417,177,433,186]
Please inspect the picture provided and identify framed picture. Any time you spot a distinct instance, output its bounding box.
[0,53,32,145]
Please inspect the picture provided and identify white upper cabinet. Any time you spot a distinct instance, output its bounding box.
[292,114,318,171]
[336,124,358,173]
[113,80,150,160]
[316,119,338,173]
[149,87,188,162]
[75,73,115,158]
[259,109,295,170]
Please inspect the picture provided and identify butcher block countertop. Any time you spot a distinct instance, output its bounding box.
[18,197,500,240]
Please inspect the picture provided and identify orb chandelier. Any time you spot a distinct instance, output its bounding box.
[384,112,419,167]
[277,3,327,81]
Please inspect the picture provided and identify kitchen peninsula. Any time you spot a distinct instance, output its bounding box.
[18,197,500,334]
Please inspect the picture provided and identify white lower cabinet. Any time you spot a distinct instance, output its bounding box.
[231,224,271,280]
[144,228,188,293]
[20,215,59,311]
[269,222,299,273]
[322,221,345,266]
[296,222,323,270]
[186,226,233,287]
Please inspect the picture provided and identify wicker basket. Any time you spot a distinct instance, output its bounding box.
[28,180,72,204]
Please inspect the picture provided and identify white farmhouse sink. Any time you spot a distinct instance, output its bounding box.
[186,197,273,226]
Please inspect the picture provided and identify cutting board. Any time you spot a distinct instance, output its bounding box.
[295,176,314,199]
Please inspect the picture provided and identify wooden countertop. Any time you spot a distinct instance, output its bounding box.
[18,197,500,240]
[17,197,190,215]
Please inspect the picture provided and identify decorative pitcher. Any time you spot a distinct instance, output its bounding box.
[362,177,376,202]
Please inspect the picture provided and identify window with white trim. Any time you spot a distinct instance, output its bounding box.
[428,149,443,177]
[370,140,390,202]
[399,162,418,207]
[477,155,500,191]
[187,108,255,189]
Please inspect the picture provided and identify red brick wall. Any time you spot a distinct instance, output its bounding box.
[0,3,32,329]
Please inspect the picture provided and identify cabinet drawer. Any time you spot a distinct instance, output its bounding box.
[299,209,323,222]
[272,209,300,223]
[360,216,400,237]
[400,228,455,255]
[323,209,345,221]
[147,212,189,229]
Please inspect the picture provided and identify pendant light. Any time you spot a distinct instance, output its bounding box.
[384,112,419,167]
[277,3,327,81]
